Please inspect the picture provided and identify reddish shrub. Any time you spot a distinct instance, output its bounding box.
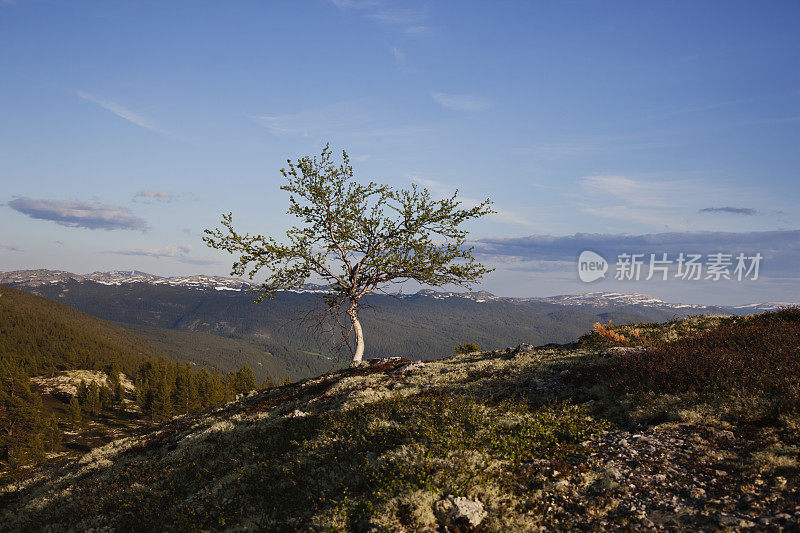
[601,308,800,401]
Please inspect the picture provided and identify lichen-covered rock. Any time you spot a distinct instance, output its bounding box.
[394,360,426,374]
[433,495,487,532]
[600,346,643,358]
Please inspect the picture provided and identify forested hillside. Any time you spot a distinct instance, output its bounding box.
[0,285,162,377]
[9,279,684,364]
[0,286,264,472]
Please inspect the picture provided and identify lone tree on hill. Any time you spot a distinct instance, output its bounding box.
[204,145,494,366]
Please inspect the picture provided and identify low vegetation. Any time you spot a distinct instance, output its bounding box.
[590,308,800,427]
[3,308,799,530]
[454,342,481,354]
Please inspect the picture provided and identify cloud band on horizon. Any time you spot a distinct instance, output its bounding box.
[472,229,800,276]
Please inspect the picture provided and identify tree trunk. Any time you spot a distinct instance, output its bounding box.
[348,305,365,366]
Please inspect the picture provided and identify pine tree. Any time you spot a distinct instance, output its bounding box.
[233,364,257,394]
[197,367,213,409]
[107,368,125,406]
[99,384,113,411]
[76,379,90,408]
[88,381,101,417]
[112,379,124,406]
[44,415,61,449]
[172,364,195,415]
[0,359,60,465]
[68,396,81,426]
[135,361,154,414]
[210,367,225,406]
[151,365,173,421]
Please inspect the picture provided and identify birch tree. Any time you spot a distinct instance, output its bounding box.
[204,145,494,366]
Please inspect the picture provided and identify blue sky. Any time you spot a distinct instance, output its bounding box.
[1,0,798,305]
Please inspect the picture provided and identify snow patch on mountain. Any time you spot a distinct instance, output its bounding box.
[0,269,795,313]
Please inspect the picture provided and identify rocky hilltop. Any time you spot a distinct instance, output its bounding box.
[2,310,799,531]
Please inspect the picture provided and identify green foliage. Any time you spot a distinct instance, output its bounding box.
[205,145,494,299]
[88,382,101,417]
[231,363,257,394]
[454,342,480,354]
[134,359,259,421]
[0,284,277,471]
[204,144,494,363]
[68,397,81,426]
[76,380,90,407]
[0,359,61,465]
[0,286,164,378]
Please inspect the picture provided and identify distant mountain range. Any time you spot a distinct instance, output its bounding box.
[1,269,793,315]
[2,269,796,381]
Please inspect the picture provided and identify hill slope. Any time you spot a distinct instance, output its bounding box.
[0,286,280,473]
[0,285,165,376]
[3,310,798,531]
[1,271,714,368]
[116,322,335,383]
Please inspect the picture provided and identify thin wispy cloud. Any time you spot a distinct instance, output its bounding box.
[7,197,148,231]
[107,244,216,265]
[430,91,492,112]
[579,175,687,208]
[76,91,182,140]
[570,174,773,229]
[528,137,672,159]
[253,101,430,139]
[112,244,192,258]
[391,46,406,65]
[133,190,198,203]
[641,97,756,120]
[254,102,370,136]
[331,0,429,34]
[330,0,381,8]
[761,115,800,124]
[700,206,757,216]
[410,176,531,226]
[367,7,426,26]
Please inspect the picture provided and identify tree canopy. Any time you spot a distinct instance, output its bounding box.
[204,144,494,365]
